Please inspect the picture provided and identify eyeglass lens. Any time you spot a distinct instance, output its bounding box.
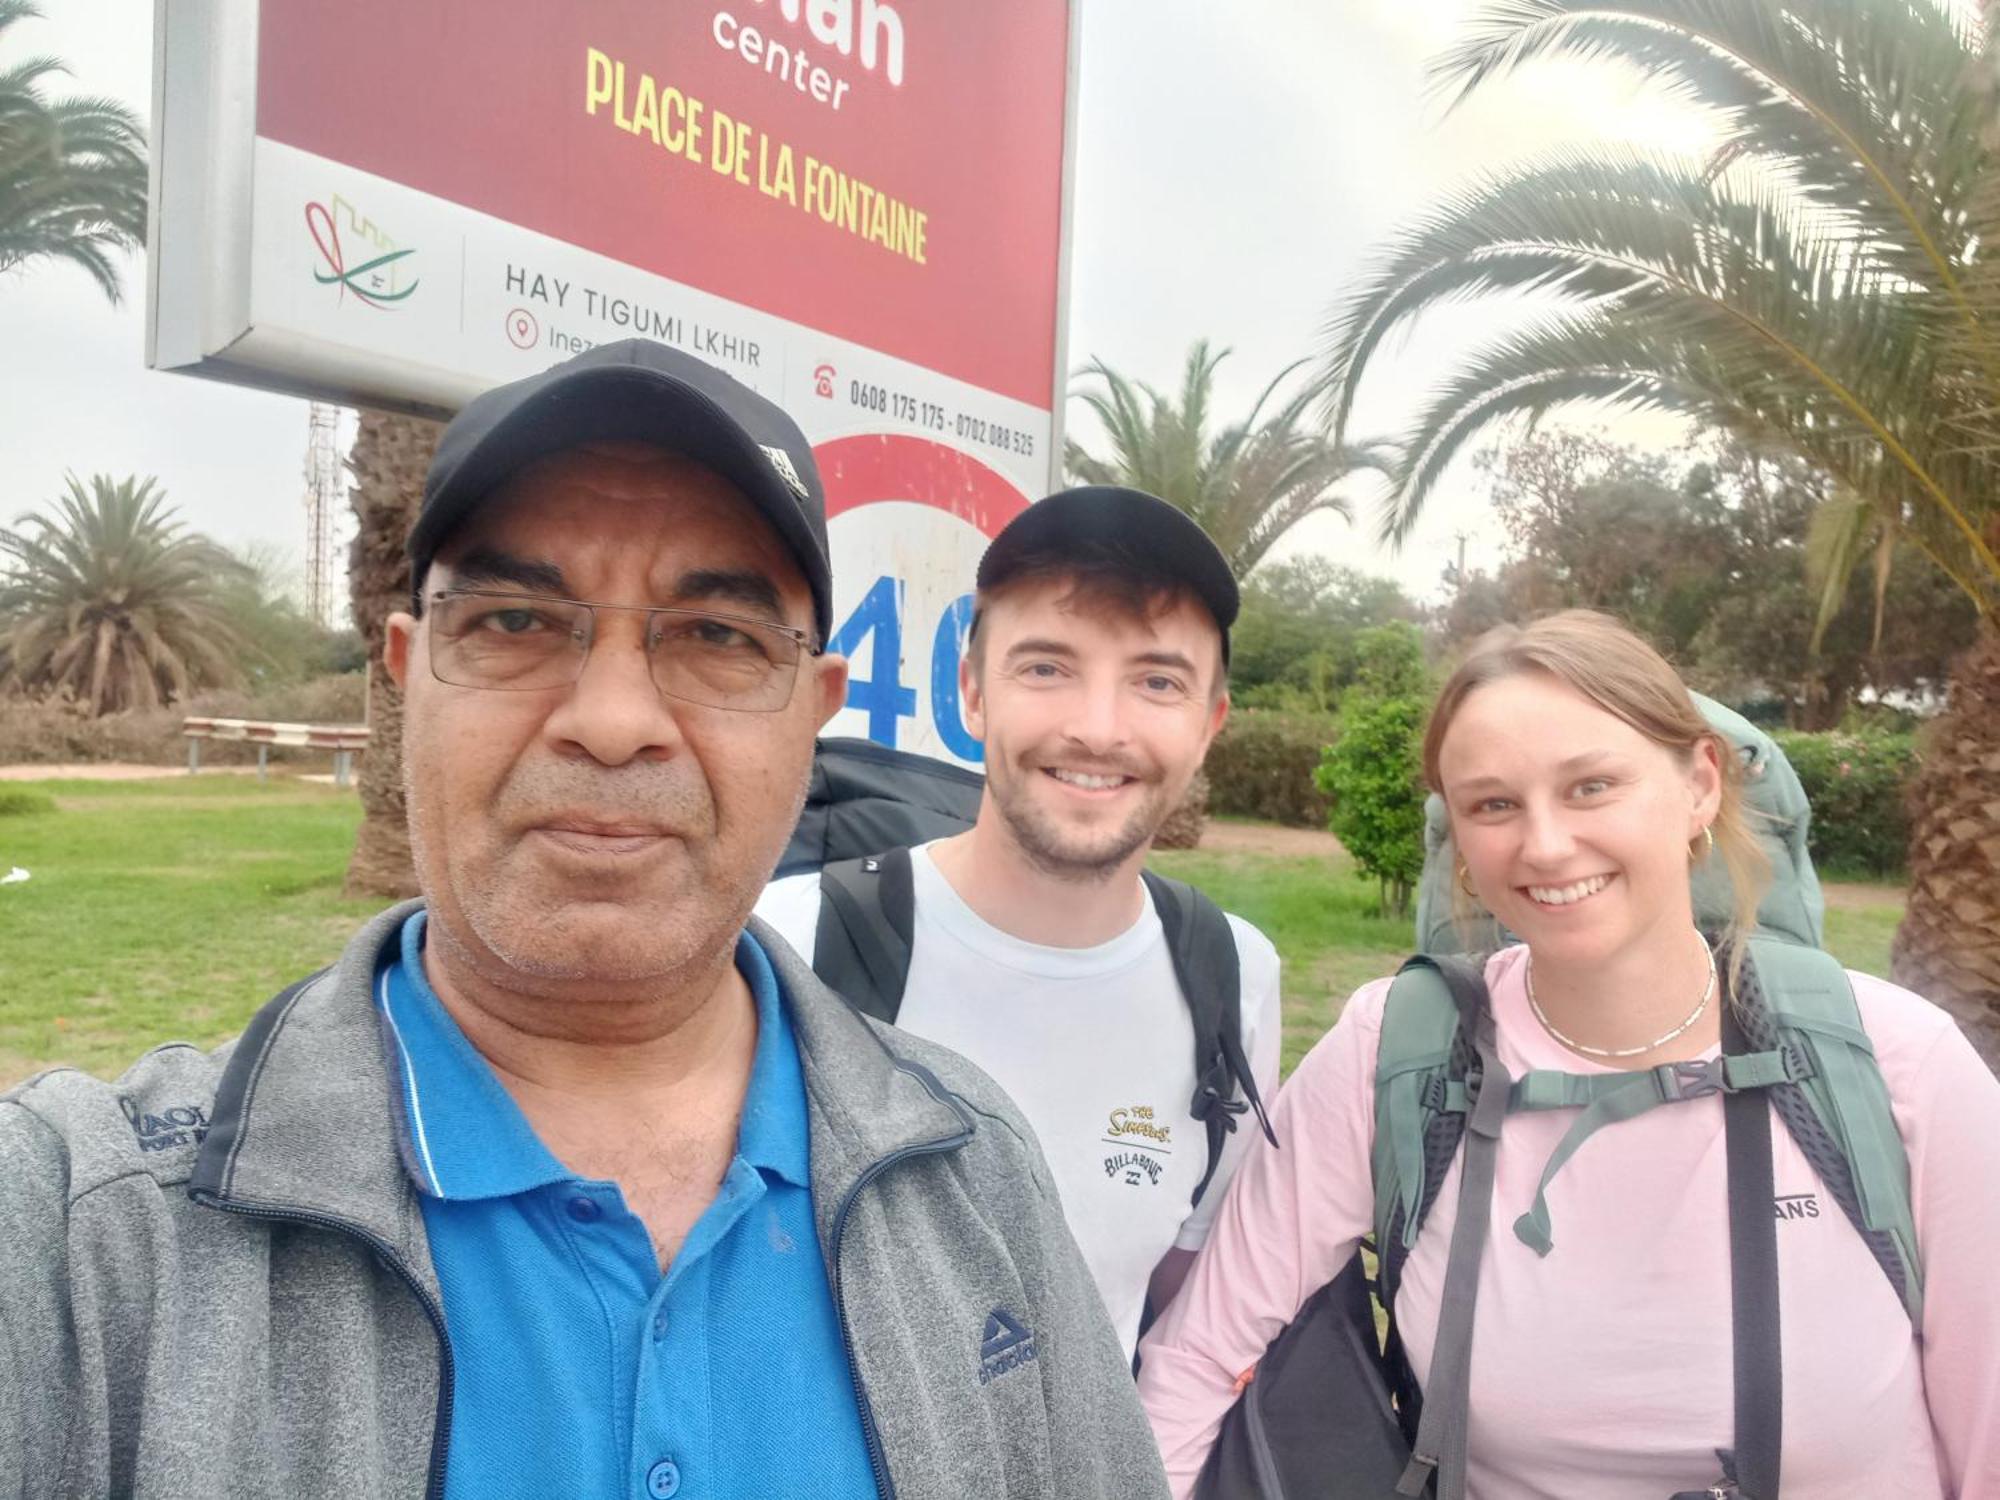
[428,593,802,711]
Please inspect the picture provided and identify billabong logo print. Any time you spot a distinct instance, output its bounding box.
[978,1307,1038,1385]
[760,444,809,501]
[1104,1151,1164,1187]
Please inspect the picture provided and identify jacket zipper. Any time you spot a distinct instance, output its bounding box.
[189,1189,456,1500]
[827,1127,974,1500]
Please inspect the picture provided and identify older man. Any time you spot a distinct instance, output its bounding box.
[0,341,1167,1500]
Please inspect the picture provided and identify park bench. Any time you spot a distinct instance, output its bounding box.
[181,717,370,787]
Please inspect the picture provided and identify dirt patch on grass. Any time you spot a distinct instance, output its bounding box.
[1822,880,1906,911]
[1201,820,1345,857]
[0,763,259,781]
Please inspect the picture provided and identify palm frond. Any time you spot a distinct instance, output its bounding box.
[1066,342,1386,577]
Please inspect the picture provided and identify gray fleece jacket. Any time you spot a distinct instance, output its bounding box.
[0,902,1170,1500]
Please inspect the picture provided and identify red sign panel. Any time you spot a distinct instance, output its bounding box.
[255,0,1070,407]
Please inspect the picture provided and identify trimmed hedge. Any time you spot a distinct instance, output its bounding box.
[1771,728,1918,878]
[1205,708,1339,828]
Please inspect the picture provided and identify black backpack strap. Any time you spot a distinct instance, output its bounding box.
[1396,956,1508,1500]
[1723,989,1783,1499]
[813,847,917,1024]
[1377,953,1493,1500]
[1141,870,1277,1212]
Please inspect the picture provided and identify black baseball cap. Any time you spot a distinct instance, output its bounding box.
[976,486,1239,662]
[409,339,833,641]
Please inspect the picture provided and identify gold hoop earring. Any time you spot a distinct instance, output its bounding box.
[1690,825,1716,862]
[1455,860,1478,898]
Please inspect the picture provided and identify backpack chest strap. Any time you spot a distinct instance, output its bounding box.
[1429,1048,1815,1257]
[1430,1048,1807,1117]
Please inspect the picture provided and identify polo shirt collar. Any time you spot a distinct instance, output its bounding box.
[377,912,808,1199]
[734,928,811,1189]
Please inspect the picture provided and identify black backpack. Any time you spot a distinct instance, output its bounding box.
[787,738,1275,1210]
[777,737,986,878]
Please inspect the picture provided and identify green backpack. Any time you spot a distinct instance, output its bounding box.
[1383,693,1922,1316]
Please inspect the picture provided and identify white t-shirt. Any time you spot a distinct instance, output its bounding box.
[756,842,1283,1358]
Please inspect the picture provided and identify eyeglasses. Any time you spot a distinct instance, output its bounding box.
[425,589,821,713]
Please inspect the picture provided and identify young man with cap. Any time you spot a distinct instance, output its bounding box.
[757,486,1283,1360]
[0,343,1169,1500]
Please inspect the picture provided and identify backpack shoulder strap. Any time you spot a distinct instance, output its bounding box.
[813,847,917,1025]
[1394,955,1509,1500]
[1741,935,1923,1321]
[1372,955,1482,1268]
[1140,870,1276,1211]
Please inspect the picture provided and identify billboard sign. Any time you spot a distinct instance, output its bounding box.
[148,0,1078,763]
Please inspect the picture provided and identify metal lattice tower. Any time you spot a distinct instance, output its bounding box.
[304,404,343,626]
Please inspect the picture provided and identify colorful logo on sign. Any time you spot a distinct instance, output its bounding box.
[306,196,419,308]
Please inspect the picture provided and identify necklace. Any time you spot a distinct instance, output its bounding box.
[1525,934,1717,1060]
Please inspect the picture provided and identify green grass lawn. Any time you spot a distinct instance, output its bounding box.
[1150,848,1412,1074]
[0,777,379,1083]
[0,777,1909,1087]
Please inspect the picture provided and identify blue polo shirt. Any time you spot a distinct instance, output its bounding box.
[376,913,881,1500]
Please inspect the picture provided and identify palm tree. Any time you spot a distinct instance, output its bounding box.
[0,0,146,301]
[1318,0,2000,1063]
[1067,340,1389,578]
[342,410,440,898]
[0,475,250,713]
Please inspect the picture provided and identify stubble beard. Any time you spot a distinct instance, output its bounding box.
[404,751,798,990]
[990,761,1177,884]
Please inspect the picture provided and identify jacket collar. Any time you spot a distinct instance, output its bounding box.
[750,914,977,1224]
[190,903,974,1265]
[190,901,428,1259]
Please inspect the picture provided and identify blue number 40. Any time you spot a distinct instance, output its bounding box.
[827,576,916,746]
[828,576,982,763]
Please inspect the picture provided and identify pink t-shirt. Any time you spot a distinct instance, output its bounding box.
[1137,946,2000,1499]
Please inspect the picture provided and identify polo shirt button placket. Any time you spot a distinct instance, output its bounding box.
[651,1306,669,1342]
[566,1193,602,1224]
[645,1457,681,1498]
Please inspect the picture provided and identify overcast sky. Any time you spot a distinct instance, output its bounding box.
[0,0,1710,605]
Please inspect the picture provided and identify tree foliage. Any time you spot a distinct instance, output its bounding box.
[1067,340,1391,578]
[0,0,146,302]
[214,542,366,686]
[1315,688,1429,920]
[1439,432,1978,725]
[0,474,252,714]
[1231,557,1421,711]
[1320,0,1999,626]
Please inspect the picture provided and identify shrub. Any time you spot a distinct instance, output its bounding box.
[1771,728,1918,878]
[1205,709,1339,827]
[0,674,368,767]
[1315,694,1427,917]
[0,787,55,816]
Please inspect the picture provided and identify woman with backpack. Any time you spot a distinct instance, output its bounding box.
[1136,610,2000,1499]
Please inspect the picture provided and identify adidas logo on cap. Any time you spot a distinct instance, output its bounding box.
[760,444,809,502]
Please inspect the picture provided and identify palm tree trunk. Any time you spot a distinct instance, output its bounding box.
[342,409,441,898]
[1890,620,2000,1069]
